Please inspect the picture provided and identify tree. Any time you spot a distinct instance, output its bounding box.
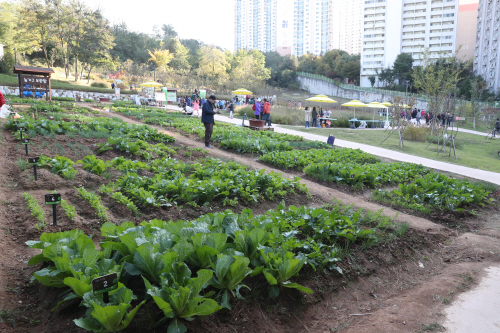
[412,49,469,115]
[392,53,413,85]
[368,75,376,87]
[230,49,270,89]
[161,24,177,40]
[469,76,488,129]
[148,49,174,73]
[198,45,230,88]
[18,0,54,67]
[168,39,191,71]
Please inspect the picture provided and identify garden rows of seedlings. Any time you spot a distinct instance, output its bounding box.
[2,99,398,333]
[4,98,493,333]
[113,105,493,215]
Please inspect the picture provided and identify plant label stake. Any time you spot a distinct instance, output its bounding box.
[18,126,25,140]
[28,157,40,181]
[92,273,118,303]
[45,193,61,226]
[22,138,30,155]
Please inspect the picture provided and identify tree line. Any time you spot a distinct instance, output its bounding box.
[0,0,362,93]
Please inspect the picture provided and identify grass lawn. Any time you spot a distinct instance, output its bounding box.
[282,126,500,173]
[0,73,134,95]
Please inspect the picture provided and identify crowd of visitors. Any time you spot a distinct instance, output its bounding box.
[400,109,455,127]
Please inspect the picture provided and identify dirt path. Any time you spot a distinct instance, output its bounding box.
[95,109,447,234]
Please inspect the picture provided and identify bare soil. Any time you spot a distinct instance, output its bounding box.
[0,106,499,333]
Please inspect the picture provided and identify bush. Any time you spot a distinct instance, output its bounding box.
[90,82,108,88]
[0,50,15,75]
[335,117,350,128]
[403,125,429,142]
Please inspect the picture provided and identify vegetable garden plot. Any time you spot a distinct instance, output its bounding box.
[114,110,332,154]
[25,202,404,333]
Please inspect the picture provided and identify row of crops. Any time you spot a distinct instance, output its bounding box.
[113,108,332,154]
[26,203,396,333]
[109,107,493,214]
[259,149,492,213]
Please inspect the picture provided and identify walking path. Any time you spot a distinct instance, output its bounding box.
[163,106,500,185]
[443,265,500,333]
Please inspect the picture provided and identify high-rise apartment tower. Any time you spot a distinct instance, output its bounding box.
[473,0,500,93]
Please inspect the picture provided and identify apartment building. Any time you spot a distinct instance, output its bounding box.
[234,0,279,53]
[234,0,363,57]
[473,0,500,93]
[293,0,331,56]
[360,0,459,87]
[456,0,479,60]
[329,0,363,55]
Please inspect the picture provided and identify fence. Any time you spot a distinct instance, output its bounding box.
[296,72,497,108]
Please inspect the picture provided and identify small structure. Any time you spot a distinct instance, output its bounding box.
[163,87,178,105]
[13,65,55,101]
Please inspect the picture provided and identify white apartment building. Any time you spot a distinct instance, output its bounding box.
[360,0,459,87]
[293,0,330,56]
[234,0,363,57]
[329,0,363,55]
[234,0,279,53]
[473,0,500,93]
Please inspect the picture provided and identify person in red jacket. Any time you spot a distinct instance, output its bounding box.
[0,91,5,108]
[262,99,271,126]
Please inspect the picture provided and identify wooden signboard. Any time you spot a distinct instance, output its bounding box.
[13,66,54,101]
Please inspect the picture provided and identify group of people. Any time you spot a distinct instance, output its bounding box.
[250,98,272,126]
[287,100,302,108]
[304,107,332,128]
[401,109,455,127]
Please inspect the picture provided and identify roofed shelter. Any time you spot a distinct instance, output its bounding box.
[13,65,55,101]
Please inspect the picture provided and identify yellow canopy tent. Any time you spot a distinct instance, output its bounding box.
[306,95,338,103]
[232,88,253,95]
[139,81,163,87]
[341,100,368,120]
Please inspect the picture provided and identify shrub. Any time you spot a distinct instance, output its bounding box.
[90,82,108,88]
[403,125,429,142]
[335,117,350,128]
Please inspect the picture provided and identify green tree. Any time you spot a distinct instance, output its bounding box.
[368,75,376,87]
[412,49,469,115]
[392,53,413,85]
[469,77,488,129]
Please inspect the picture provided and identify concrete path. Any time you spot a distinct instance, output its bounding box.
[443,265,500,333]
[162,107,500,185]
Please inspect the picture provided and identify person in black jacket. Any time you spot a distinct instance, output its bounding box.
[202,95,217,148]
[494,118,500,137]
[312,107,318,127]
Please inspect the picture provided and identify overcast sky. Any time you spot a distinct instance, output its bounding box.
[83,0,235,51]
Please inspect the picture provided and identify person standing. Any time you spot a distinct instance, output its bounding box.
[319,108,324,126]
[193,98,200,117]
[111,82,115,89]
[494,119,500,137]
[228,101,234,119]
[305,107,311,128]
[312,107,318,127]
[254,99,262,120]
[416,111,421,125]
[202,95,217,148]
[262,98,271,126]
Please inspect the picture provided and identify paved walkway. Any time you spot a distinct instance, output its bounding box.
[163,106,500,185]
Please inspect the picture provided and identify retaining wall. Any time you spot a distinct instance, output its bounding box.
[297,76,429,110]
